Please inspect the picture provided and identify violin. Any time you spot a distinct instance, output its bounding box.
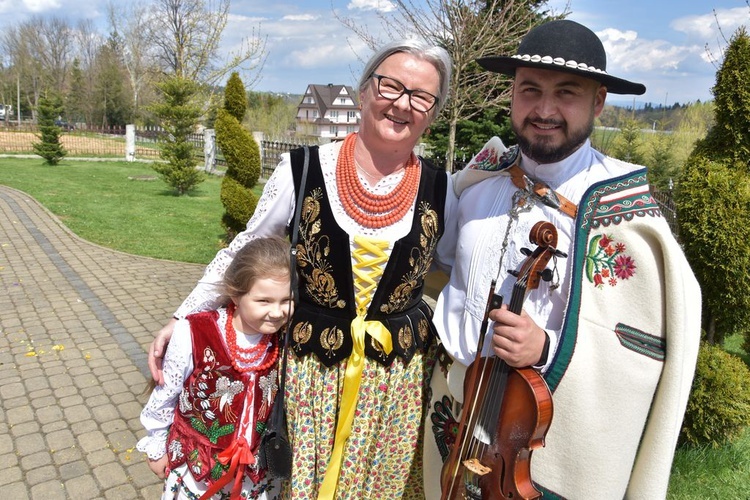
[440,221,562,500]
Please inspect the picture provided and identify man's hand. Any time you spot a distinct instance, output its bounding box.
[148,318,178,385]
[147,454,169,479]
[488,304,547,367]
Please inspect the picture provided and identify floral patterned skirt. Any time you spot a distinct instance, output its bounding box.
[282,346,435,499]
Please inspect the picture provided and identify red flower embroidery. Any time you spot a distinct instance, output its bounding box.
[585,233,636,289]
[614,255,637,279]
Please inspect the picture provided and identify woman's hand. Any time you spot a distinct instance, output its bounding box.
[148,318,178,385]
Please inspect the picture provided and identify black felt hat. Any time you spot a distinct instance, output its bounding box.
[477,20,646,95]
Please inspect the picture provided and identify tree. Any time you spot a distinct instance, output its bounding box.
[647,132,677,191]
[336,0,558,169]
[675,27,750,345]
[69,19,105,127]
[611,118,646,165]
[147,0,267,88]
[426,108,511,169]
[215,72,261,240]
[106,0,159,123]
[246,91,298,137]
[150,76,205,194]
[33,94,67,164]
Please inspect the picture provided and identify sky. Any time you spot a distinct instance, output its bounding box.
[3,0,750,106]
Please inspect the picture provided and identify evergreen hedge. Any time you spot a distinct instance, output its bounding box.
[215,73,261,240]
[680,342,750,447]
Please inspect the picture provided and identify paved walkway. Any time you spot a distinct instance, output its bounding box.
[0,185,206,499]
[0,184,448,499]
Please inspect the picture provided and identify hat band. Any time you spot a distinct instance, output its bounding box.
[512,54,608,76]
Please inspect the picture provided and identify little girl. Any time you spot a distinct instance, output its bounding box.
[137,236,293,500]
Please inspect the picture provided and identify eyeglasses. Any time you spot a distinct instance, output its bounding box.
[370,73,439,113]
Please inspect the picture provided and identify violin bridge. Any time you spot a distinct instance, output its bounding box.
[463,458,492,476]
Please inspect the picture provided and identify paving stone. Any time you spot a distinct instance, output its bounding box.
[19,450,52,471]
[93,461,129,489]
[60,459,92,480]
[64,474,100,499]
[0,482,29,499]
[46,428,76,450]
[15,432,46,456]
[104,483,139,500]
[30,480,67,499]
[0,185,196,497]
[79,430,109,453]
[24,464,58,486]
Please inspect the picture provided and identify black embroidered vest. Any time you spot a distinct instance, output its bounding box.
[288,146,447,367]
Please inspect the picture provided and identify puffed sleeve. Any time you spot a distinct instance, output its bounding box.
[136,319,194,459]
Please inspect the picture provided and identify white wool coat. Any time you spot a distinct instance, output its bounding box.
[429,138,701,499]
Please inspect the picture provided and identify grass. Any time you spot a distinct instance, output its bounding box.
[668,333,750,498]
[2,156,749,497]
[669,426,750,498]
[0,156,232,264]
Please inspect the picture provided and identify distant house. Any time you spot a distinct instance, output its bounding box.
[296,83,360,140]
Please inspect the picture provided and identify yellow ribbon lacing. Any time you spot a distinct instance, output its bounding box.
[317,236,393,499]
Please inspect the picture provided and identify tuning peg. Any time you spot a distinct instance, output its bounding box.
[520,247,532,256]
[540,269,554,282]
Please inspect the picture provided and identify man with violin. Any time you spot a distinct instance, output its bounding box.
[425,20,701,499]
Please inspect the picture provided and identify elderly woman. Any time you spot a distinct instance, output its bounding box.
[148,39,457,499]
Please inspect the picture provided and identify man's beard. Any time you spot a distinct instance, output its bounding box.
[513,117,594,164]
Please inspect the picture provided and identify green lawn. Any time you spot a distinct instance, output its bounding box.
[669,423,750,498]
[0,156,230,264]
[1,155,747,498]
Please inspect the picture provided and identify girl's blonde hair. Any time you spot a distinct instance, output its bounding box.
[221,236,292,300]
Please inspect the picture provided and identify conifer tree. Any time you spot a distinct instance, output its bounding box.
[675,27,750,345]
[33,94,67,165]
[215,72,261,240]
[150,76,205,195]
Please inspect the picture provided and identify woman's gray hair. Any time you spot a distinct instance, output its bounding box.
[357,39,452,114]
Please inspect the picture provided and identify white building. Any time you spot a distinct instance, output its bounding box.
[296,84,360,140]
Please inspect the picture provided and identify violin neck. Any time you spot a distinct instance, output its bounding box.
[508,281,527,315]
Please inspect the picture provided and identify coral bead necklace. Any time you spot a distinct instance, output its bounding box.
[336,132,420,229]
[225,302,279,373]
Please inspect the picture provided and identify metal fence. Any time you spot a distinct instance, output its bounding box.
[652,186,677,237]
[0,123,679,235]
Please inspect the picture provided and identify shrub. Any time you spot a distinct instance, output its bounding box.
[149,76,205,195]
[33,94,67,165]
[680,342,750,447]
[224,72,247,123]
[219,175,257,239]
[215,72,261,240]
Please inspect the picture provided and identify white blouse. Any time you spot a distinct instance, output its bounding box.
[175,140,459,319]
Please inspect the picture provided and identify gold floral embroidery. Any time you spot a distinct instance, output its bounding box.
[296,188,346,309]
[320,327,345,357]
[417,318,430,343]
[293,321,313,347]
[398,324,413,351]
[381,202,440,314]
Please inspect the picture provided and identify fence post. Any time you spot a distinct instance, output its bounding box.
[204,128,216,172]
[125,124,136,162]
